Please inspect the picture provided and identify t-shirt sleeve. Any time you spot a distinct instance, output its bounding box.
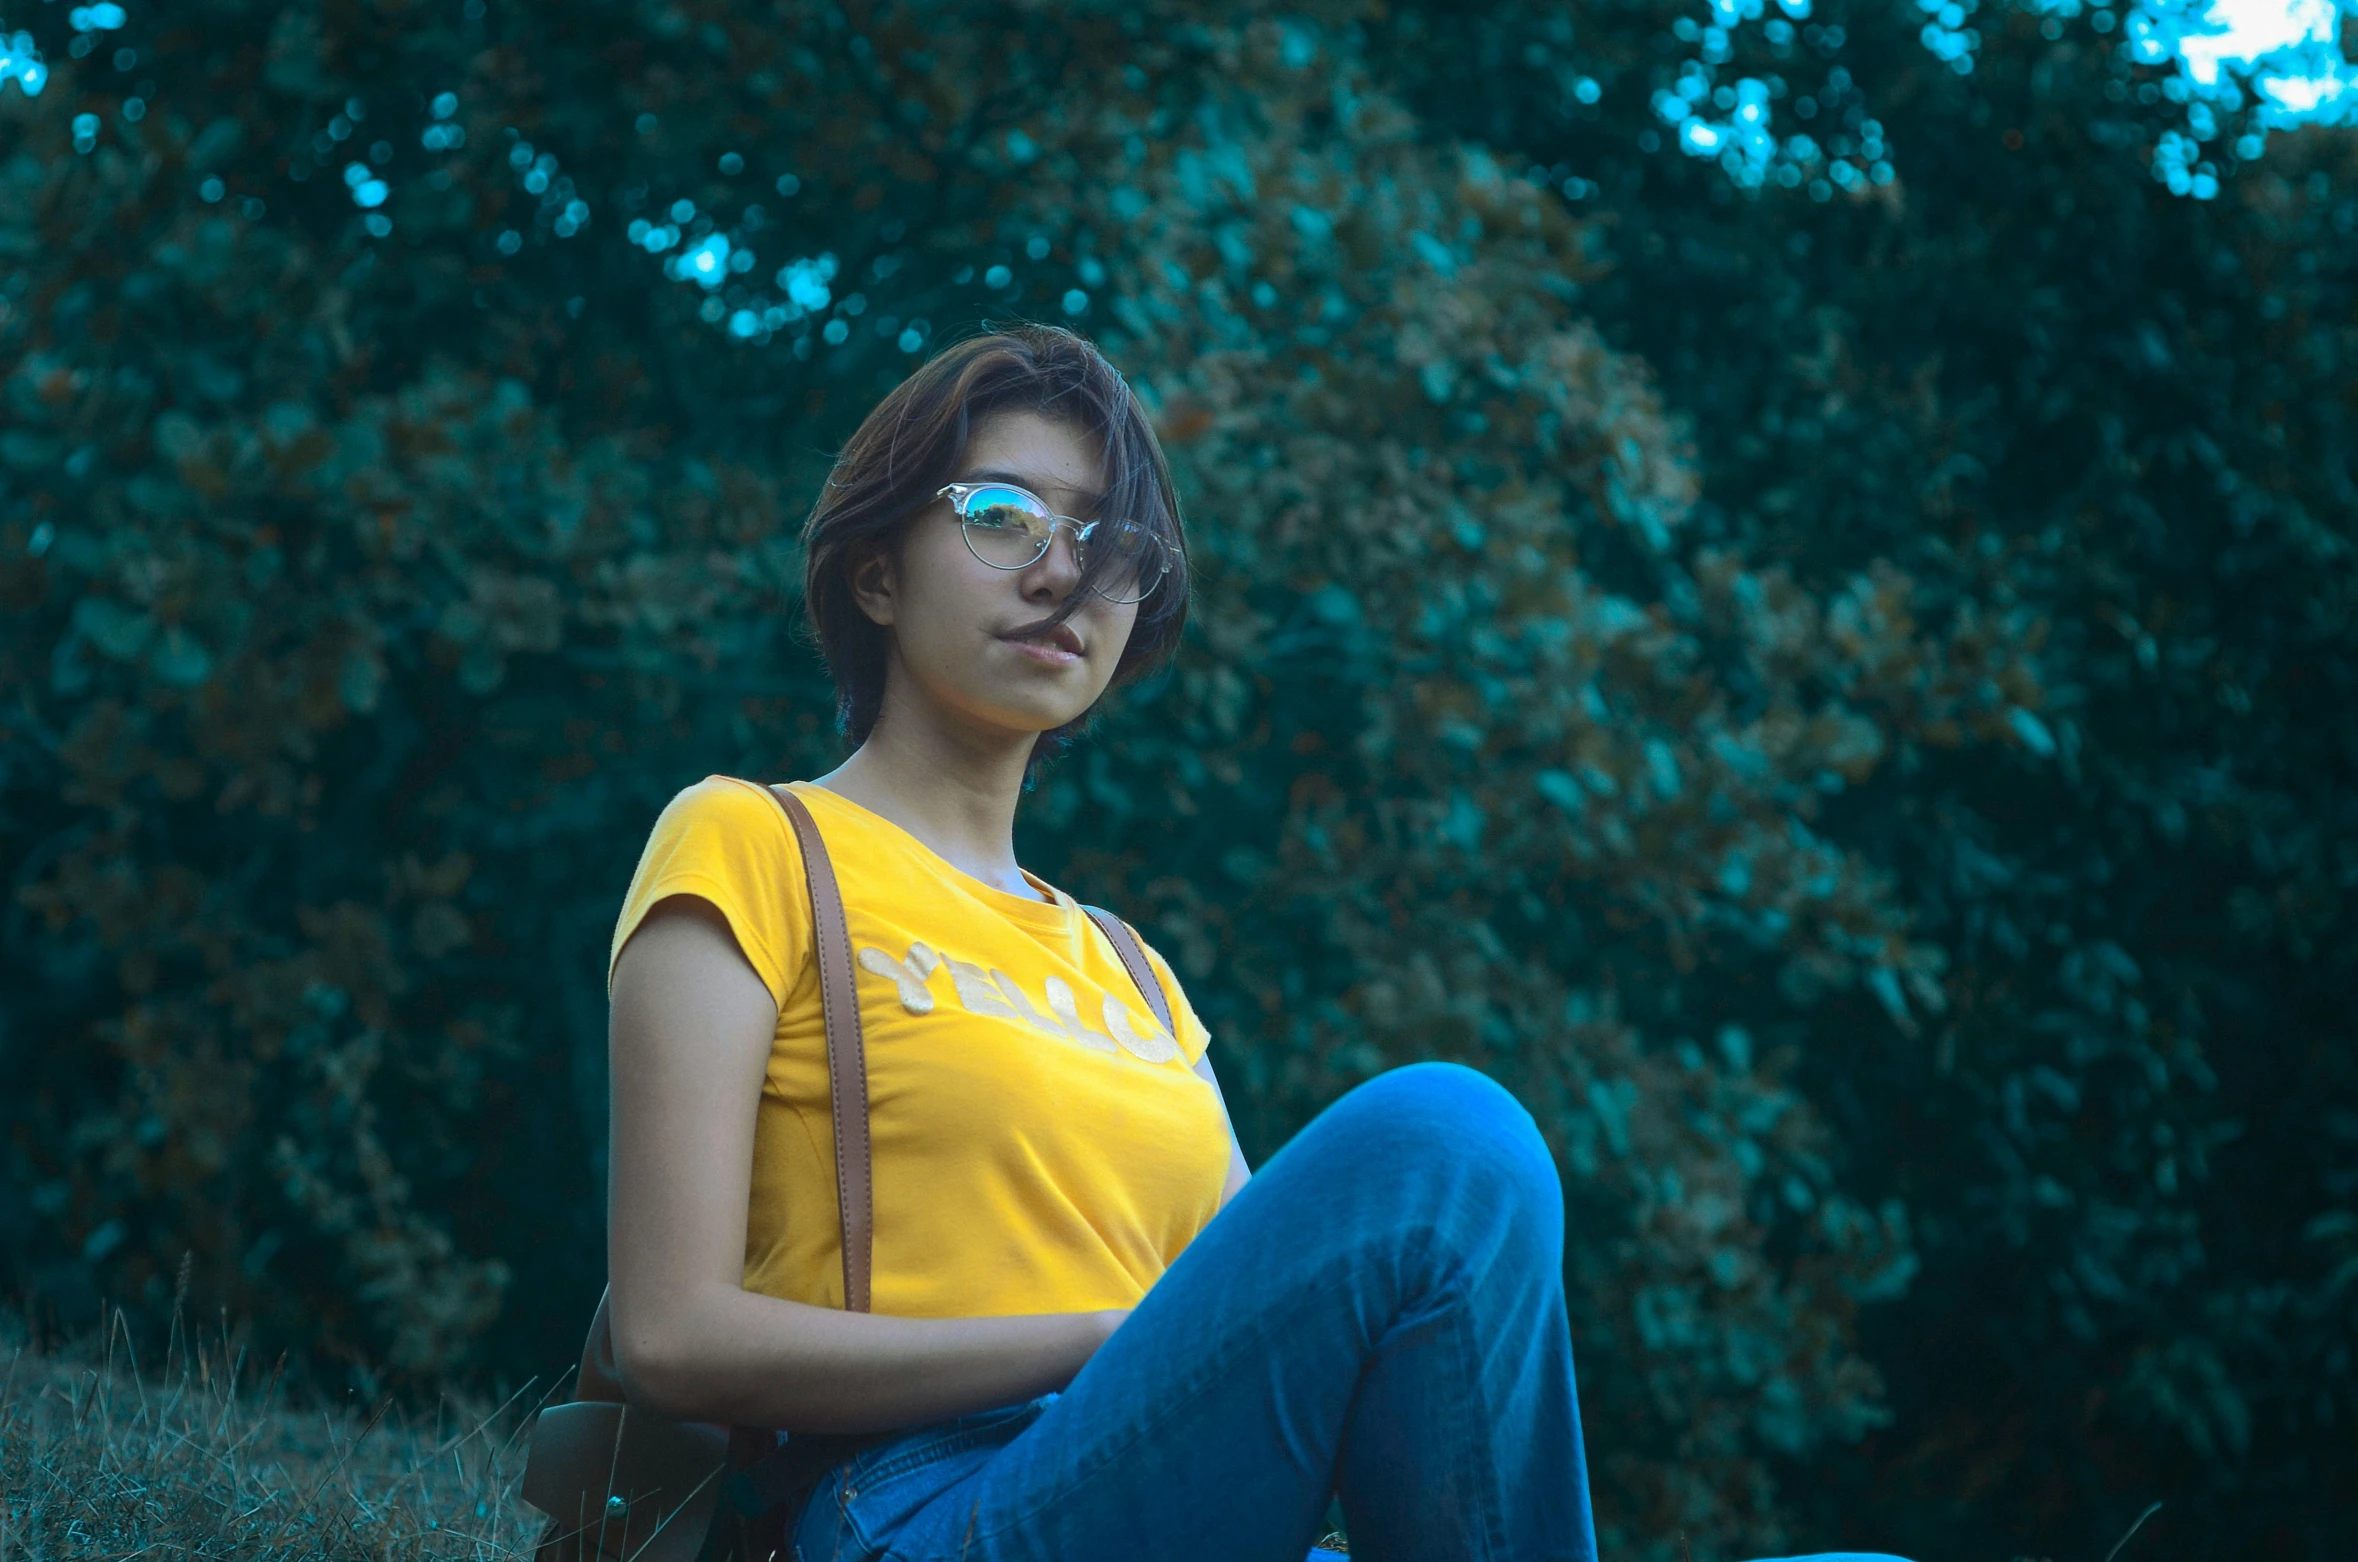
[1133,930,1214,1068]
[609,776,810,1010]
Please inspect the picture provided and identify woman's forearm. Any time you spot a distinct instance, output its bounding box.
[615,1285,1126,1431]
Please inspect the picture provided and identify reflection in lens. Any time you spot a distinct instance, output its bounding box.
[1084,519,1168,604]
[961,486,1054,567]
[953,483,1169,601]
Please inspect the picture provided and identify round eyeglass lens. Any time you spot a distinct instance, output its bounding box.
[1084,519,1169,604]
[959,486,1056,568]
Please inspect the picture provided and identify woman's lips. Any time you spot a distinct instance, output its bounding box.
[1004,634,1083,667]
[1001,624,1084,665]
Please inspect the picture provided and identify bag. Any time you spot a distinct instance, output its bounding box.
[521,781,1180,1562]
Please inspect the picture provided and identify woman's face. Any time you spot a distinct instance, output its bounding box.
[856,409,1141,742]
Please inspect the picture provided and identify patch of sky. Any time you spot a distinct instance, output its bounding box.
[2054,0,2358,128]
[1655,3,1897,196]
[668,233,740,289]
[2094,0,2358,183]
[2,30,49,96]
[343,161,388,208]
[1915,0,1985,73]
[1655,0,2353,199]
[666,244,847,346]
[664,235,726,290]
[499,133,591,236]
[421,92,465,151]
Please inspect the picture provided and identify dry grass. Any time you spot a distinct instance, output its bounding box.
[2,1310,1367,1561]
[1,1311,547,1560]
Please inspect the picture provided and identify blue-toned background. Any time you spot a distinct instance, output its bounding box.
[2,2,2352,1557]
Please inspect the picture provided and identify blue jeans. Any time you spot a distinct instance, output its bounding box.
[790,1062,1909,1562]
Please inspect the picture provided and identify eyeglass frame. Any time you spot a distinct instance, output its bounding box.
[935,480,1171,603]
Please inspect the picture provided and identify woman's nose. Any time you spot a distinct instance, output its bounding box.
[1025,524,1084,595]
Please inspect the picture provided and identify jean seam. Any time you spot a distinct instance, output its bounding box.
[1439,1278,1509,1562]
[963,1246,1396,1545]
[843,1406,1047,1556]
[852,1422,1017,1493]
[838,1403,1036,1501]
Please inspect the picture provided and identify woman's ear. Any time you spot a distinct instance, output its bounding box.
[848,543,898,628]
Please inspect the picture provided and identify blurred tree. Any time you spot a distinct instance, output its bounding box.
[1023,26,2039,1552]
[1367,0,2358,1555]
[0,0,2349,1558]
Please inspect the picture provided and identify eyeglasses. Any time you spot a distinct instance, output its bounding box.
[936,480,1171,605]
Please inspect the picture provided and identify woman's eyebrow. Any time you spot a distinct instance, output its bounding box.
[957,467,1109,510]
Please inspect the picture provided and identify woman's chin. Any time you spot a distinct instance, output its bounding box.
[947,688,1096,744]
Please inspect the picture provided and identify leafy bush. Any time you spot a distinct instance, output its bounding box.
[3,2,2352,1558]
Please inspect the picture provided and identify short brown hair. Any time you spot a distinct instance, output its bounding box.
[801,324,1189,747]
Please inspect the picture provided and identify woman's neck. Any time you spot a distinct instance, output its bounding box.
[809,702,1044,902]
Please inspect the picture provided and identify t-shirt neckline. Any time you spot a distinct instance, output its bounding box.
[781,779,1080,932]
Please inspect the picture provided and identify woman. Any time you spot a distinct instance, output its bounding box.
[604,325,1907,1562]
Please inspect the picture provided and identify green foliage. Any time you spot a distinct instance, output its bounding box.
[1373,2,2358,1555]
[1026,35,2011,1550]
[1,2,2351,1559]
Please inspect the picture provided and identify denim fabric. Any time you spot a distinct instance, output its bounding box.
[789,1062,1911,1562]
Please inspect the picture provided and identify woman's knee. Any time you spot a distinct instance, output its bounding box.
[1329,1062,1560,1205]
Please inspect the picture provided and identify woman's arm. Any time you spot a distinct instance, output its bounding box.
[606,895,1126,1431]
[1192,1053,1253,1210]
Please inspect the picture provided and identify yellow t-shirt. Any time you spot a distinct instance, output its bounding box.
[608,776,1229,1317]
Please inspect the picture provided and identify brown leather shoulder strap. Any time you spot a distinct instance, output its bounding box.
[763,783,873,1315]
[1082,906,1177,1040]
